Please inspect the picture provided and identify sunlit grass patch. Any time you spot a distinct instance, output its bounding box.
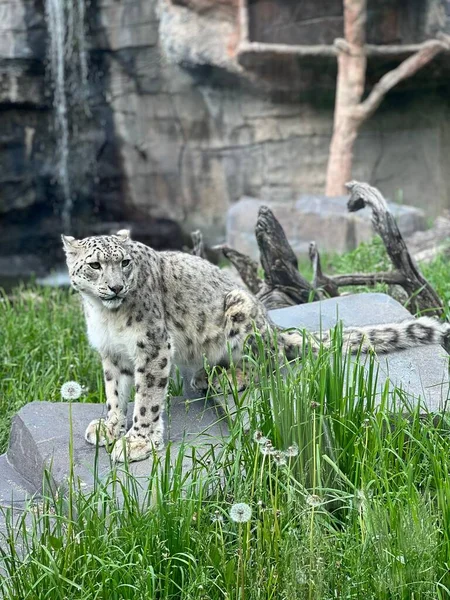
[1,329,450,598]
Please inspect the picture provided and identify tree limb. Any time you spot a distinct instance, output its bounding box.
[309,240,407,295]
[309,241,340,297]
[331,272,407,287]
[216,245,263,294]
[354,39,449,123]
[346,181,444,316]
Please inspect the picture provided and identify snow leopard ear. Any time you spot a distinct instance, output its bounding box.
[61,235,81,255]
[116,229,131,242]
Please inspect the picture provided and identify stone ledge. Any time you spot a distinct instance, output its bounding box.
[0,454,36,509]
[6,397,227,496]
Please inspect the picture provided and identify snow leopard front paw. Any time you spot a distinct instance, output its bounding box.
[111,427,164,463]
[190,368,209,392]
[85,417,126,446]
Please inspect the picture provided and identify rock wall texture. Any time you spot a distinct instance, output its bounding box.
[1,0,450,270]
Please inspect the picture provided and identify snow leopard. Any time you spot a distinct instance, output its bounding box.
[62,230,450,462]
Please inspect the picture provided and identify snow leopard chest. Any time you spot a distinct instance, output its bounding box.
[84,301,138,362]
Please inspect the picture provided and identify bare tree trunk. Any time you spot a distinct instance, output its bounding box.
[325,5,449,196]
[325,0,367,196]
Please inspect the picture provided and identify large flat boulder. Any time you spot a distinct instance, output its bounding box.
[6,398,227,497]
[227,196,427,260]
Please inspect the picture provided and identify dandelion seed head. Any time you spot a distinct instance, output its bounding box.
[229,502,252,523]
[253,430,268,445]
[212,510,224,523]
[273,451,287,467]
[306,494,323,507]
[60,381,82,400]
[259,439,276,456]
[260,444,275,456]
[285,443,299,457]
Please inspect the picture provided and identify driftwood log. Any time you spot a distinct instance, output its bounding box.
[309,182,444,316]
[345,181,444,316]
[254,206,318,309]
[190,181,444,316]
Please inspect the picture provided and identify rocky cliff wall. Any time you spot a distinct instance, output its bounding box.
[97,0,450,238]
[1,0,450,273]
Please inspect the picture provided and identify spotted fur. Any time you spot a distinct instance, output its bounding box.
[63,231,450,462]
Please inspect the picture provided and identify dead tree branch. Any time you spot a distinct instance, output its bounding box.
[346,181,444,316]
[332,272,407,287]
[309,242,340,298]
[217,245,263,295]
[309,241,407,297]
[354,39,449,123]
[254,206,318,309]
[192,184,443,317]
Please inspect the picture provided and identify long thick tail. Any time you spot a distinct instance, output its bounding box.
[279,317,450,356]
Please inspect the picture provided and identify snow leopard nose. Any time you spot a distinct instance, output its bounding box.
[108,284,124,295]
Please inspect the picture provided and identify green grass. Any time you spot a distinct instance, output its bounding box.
[1,329,450,599]
[1,237,450,599]
[0,287,103,454]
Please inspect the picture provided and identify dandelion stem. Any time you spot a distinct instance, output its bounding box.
[309,403,318,600]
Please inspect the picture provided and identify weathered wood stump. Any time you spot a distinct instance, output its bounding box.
[190,181,444,317]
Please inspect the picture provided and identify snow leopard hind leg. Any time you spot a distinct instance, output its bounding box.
[190,288,277,394]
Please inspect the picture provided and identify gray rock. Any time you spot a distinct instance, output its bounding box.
[227,195,427,260]
[0,454,36,509]
[0,453,37,557]
[7,397,227,495]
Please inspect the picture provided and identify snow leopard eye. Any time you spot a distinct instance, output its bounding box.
[89,262,101,270]
[122,259,130,268]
